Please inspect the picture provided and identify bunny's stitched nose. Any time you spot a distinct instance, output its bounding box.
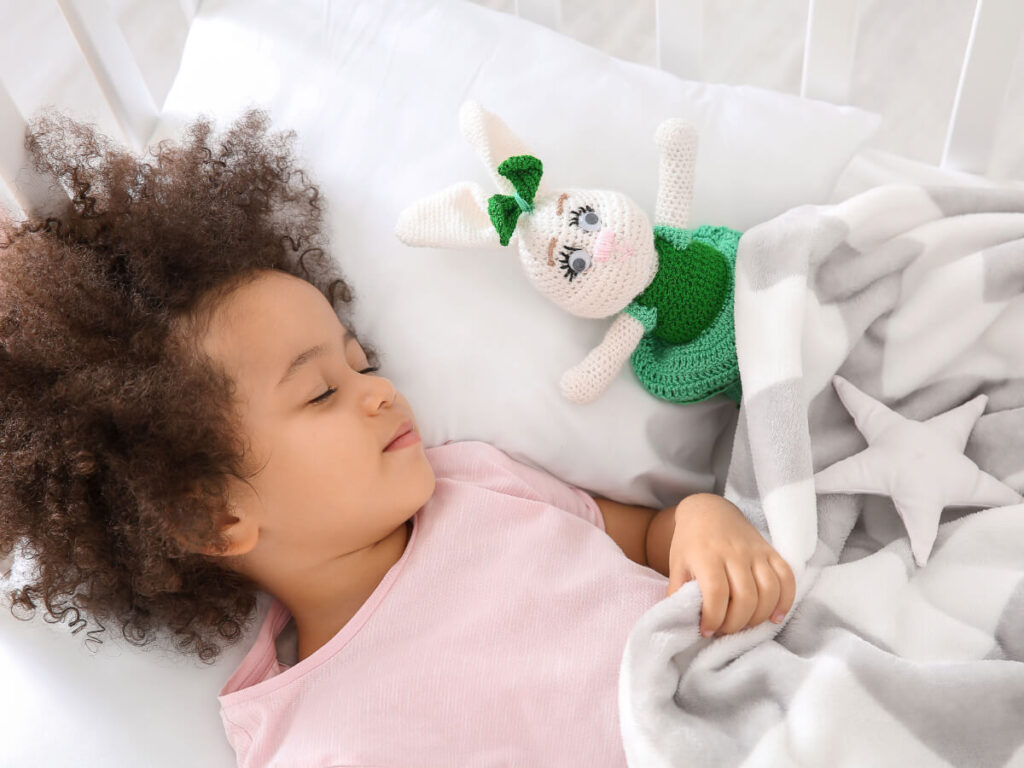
[593,229,632,262]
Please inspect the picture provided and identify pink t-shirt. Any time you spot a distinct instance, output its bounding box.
[218,440,669,768]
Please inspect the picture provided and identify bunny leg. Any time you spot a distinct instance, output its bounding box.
[559,312,646,404]
[653,119,698,230]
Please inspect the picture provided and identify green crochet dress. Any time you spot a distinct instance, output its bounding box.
[622,224,743,406]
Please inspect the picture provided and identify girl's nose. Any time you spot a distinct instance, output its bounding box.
[593,229,631,262]
[362,370,398,412]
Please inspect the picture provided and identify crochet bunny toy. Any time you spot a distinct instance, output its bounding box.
[395,100,743,407]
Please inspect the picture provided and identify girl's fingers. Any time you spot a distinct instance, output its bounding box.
[666,565,693,598]
[718,560,758,634]
[746,558,781,628]
[770,553,796,622]
[693,560,729,637]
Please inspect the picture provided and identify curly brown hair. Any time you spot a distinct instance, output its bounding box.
[0,109,377,663]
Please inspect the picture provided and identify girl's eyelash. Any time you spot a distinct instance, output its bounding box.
[557,246,581,282]
[309,366,380,405]
[568,205,594,227]
[309,388,336,405]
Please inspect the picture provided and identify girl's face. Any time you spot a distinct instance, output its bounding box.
[196,269,434,574]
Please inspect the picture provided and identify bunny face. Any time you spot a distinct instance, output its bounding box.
[514,188,658,318]
[394,101,666,321]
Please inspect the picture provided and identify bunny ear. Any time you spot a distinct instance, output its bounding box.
[395,181,504,249]
[459,100,547,198]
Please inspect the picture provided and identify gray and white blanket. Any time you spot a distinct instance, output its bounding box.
[619,184,1024,768]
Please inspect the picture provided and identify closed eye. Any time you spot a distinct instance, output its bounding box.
[309,388,336,405]
[308,366,380,405]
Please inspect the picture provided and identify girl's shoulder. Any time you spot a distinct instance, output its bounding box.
[425,440,596,522]
[424,439,515,480]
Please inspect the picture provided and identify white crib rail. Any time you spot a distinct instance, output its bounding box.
[515,0,560,30]
[519,0,1022,178]
[800,0,861,106]
[0,0,195,219]
[0,87,50,216]
[942,0,1024,172]
[1,0,1021,221]
[55,0,160,152]
[654,0,703,83]
[179,0,199,21]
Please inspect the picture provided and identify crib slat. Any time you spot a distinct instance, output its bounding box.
[54,0,159,153]
[179,0,200,23]
[0,80,25,216]
[515,0,561,30]
[942,0,1024,174]
[655,0,703,81]
[0,178,18,220]
[800,0,861,104]
[0,81,57,218]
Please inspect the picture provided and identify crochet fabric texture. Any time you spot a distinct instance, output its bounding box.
[625,224,743,406]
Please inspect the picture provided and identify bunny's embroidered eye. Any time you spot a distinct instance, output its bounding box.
[569,205,600,232]
[558,246,592,281]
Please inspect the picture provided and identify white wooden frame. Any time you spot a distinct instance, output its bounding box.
[522,0,1023,178]
[2,0,1022,219]
[54,0,160,152]
[0,0,196,217]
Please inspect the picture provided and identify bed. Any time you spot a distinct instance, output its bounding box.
[1,0,1022,766]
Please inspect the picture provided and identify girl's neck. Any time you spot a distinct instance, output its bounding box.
[291,518,413,662]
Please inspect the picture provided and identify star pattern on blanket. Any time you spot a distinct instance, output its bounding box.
[813,375,1022,566]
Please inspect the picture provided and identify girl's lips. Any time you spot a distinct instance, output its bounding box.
[384,420,419,451]
[384,429,421,452]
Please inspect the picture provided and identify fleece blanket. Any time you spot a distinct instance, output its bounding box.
[619,184,1024,768]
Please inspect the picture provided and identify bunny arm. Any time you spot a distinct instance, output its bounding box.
[559,311,648,404]
[653,119,699,230]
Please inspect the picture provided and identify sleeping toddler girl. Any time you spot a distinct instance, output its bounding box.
[0,111,794,768]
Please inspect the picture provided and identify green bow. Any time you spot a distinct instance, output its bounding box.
[488,154,543,246]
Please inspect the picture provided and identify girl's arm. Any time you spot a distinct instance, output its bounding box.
[592,493,795,636]
[591,495,664,567]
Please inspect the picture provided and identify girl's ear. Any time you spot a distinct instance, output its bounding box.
[179,476,261,558]
[197,507,259,557]
[395,181,503,249]
[459,100,548,199]
[175,506,259,558]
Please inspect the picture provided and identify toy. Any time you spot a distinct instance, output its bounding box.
[395,100,742,407]
[814,376,1022,566]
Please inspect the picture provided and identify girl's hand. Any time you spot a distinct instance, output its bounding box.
[667,493,795,637]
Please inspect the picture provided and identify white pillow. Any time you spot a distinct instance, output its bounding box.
[154,0,880,510]
[1,1,880,766]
